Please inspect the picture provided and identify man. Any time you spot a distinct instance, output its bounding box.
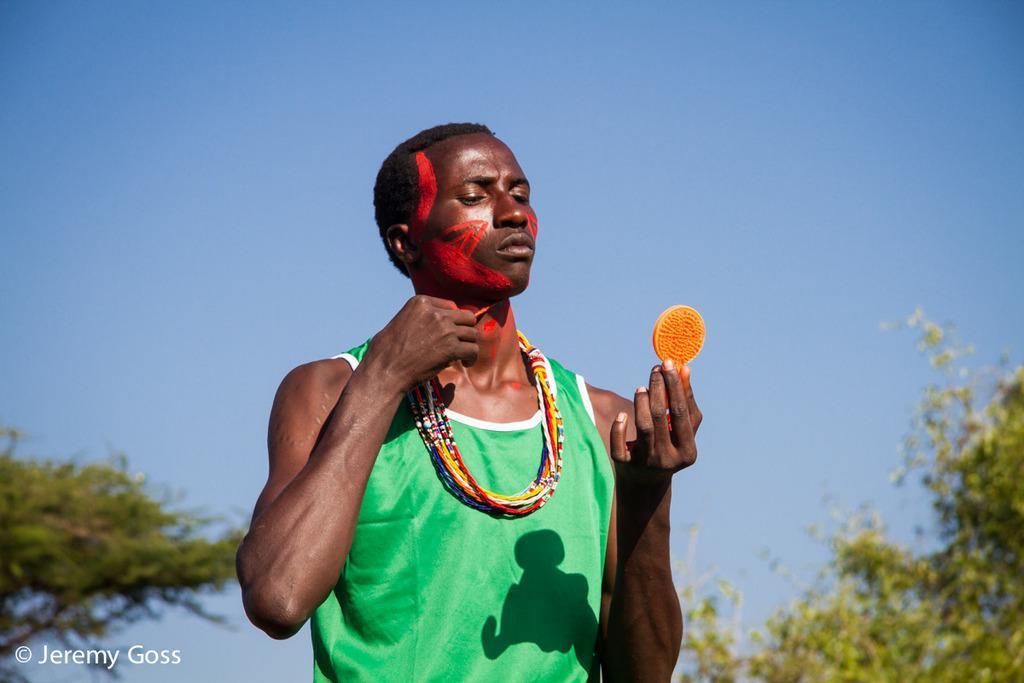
[236,123,702,681]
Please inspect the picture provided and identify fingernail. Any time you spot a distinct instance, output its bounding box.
[636,386,647,394]
[616,412,627,423]
[663,359,675,371]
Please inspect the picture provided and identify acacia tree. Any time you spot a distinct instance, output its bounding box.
[0,428,243,680]
[676,312,1024,682]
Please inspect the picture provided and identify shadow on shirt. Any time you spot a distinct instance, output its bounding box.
[481,529,597,672]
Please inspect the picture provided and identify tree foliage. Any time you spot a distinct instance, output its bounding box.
[0,429,243,679]
[676,312,1024,682]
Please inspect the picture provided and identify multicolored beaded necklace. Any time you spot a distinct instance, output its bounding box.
[406,330,564,518]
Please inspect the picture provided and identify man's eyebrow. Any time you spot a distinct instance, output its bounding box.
[452,176,530,190]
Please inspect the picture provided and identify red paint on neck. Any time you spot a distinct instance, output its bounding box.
[411,151,437,237]
[482,319,497,334]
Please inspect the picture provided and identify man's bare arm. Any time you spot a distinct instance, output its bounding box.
[236,353,406,639]
[589,375,700,682]
[235,295,480,639]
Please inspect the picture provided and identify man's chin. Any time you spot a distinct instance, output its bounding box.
[509,274,529,297]
[410,261,530,302]
[459,278,529,303]
[479,270,529,299]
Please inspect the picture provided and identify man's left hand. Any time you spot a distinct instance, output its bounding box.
[610,359,702,487]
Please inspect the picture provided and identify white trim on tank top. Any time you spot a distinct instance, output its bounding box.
[331,352,599,429]
[331,352,547,432]
[576,373,597,426]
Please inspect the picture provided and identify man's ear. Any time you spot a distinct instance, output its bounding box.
[385,224,420,272]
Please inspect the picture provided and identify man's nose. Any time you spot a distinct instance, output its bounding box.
[493,192,529,229]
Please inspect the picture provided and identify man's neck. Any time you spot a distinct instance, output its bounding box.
[440,298,531,390]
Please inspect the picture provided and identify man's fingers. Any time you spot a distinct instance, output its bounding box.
[421,294,457,308]
[455,324,480,343]
[454,341,479,367]
[648,367,672,451]
[448,307,477,327]
[680,365,703,433]
[419,295,493,327]
[633,386,654,457]
[663,361,694,446]
[609,412,629,463]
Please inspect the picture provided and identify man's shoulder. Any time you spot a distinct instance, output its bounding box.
[544,355,629,430]
[274,356,354,410]
[583,382,631,429]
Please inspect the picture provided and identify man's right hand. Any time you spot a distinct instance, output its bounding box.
[363,295,481,394]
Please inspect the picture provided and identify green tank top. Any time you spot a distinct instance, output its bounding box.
[311,335,615,682]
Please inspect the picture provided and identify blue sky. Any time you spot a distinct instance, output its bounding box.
[2,2,1022,680]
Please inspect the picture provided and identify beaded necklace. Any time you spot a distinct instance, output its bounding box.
[406,330,564,518]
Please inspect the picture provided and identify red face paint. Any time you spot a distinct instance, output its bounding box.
[440,220,489,257]
[412,153,514,291]
[482,319,497,334]
[421,239,513,290]
[527,214,538,240]
[424,219,513,289]
[411,153,516,292]
[411,151,437,238]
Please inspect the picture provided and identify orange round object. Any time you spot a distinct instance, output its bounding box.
[652,305,706,365]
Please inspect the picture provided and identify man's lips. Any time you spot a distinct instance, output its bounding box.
[496,232,536,254]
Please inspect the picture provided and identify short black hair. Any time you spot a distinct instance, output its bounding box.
[374,122,495,278]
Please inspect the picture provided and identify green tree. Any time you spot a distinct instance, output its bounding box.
[676,312,1024,682]
[0,429,244,681]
